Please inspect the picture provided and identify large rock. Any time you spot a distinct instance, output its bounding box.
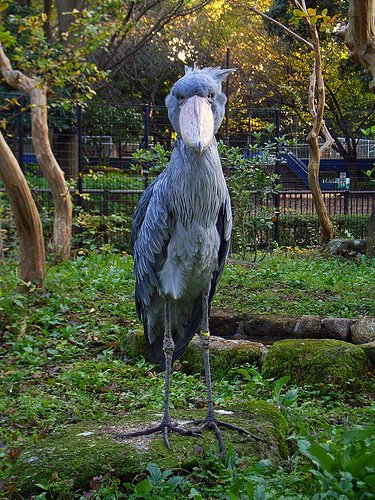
[351,317,375,344]
[326,239,366,258]
[126,330,266,374]
[242,314,297,342]
[261,339,370,386]
[361,341,375,369]
[182,335,267,374]
[12,403,288,498]
[294,316,354,341]
[293,315,321,339]
[210,308,242,337]
[320,318,354,341]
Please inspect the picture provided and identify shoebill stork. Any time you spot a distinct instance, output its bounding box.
[125,66,247,454]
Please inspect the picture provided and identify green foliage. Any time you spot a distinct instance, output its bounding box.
[83,100,143,143]
[2,3,109,106]
[298,427,375,498]
[1,251,374,498]
[220,136,284,259]
[132,143,172,175]
[278,213,370,247]
[72,211,132,252]
[290,6,339,32]
[122,463,192,499]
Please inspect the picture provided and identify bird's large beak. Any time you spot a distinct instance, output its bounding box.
[179,96,214,155]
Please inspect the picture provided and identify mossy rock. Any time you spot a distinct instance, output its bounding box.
[13,403,288,498]
[362,341,375,370]
[125,326,147,359]
[180,335,265,375]
[125,329,265,375]
[261,339,371,387]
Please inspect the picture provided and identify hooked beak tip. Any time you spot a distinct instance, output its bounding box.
[197,141,205,156]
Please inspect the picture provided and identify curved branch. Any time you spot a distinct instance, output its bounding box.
[248,5,313,50]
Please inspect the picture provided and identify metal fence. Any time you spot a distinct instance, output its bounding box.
[1,96,374,251]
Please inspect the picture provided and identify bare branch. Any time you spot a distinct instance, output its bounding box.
[248,5,313,49]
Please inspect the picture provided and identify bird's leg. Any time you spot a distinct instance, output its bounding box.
[161,297,175,446]
[117,297,199,447]
[195,292,250,456]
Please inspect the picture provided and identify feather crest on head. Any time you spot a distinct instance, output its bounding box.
[184,65,236,86]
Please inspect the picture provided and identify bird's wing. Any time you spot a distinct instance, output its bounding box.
[209,191,232,306]
[131,174,171,322]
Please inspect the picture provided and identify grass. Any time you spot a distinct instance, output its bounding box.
[217,249,375,318]
[0,249,374,498]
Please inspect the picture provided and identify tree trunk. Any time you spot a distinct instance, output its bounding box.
[340,1,375,253]
[0,43,72,261]
[56,0,85,43]
[340,0,375,93]
[305,11,334,243]
[0,132,46,290]
[308,135,334,242]
[30,87,72,260]
[250,2,334,242]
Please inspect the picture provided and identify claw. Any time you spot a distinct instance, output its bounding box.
[193,415,257,458]
[116,421,200,447]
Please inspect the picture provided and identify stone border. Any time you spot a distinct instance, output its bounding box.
[210,309,375,345]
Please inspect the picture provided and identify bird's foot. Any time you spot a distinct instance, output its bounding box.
[194,414,250,457]
[117,421,201,450]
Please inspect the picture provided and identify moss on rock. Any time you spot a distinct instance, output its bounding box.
[261,339,370,387]
[181,335,265,375]
[13,403,288,498]
[125,327,147,359]
[362,341,375,370]
[125,330,265,376]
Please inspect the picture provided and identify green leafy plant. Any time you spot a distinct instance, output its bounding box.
[220,135,288,260]
[298,427,375,498]
[132,143,171,176]
[237,367,299,409]
[123,463,190,499]
[290,7,339,32]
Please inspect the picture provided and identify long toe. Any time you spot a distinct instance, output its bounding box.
[117,421,201,448]
[193,415,258,457]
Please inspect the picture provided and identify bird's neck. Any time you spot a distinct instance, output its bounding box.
[167,137,227,227]
[174,137,223,176]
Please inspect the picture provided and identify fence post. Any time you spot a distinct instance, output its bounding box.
[344,190,349,215]
[17,96,25,173]
[274,193,280,244]
[77,105,83,206]
[144,103,150,189]
[273,108,281,244]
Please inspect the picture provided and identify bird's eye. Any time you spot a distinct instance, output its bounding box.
[207,93,214,99]
[177,94,185,101]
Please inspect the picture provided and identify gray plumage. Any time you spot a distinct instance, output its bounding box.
[132,66,233,367]
[122,66,249,455]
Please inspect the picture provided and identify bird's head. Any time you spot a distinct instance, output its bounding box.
[166,65,236,155]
